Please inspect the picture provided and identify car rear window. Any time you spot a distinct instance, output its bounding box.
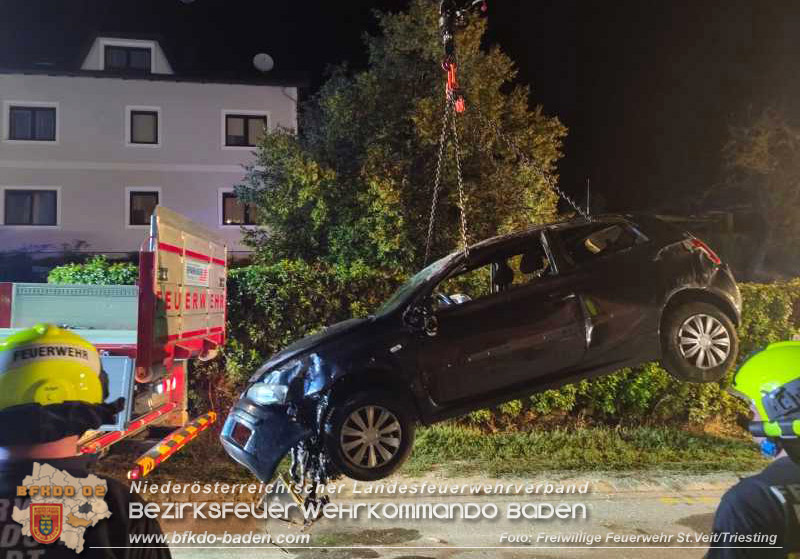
[556,222,648,267]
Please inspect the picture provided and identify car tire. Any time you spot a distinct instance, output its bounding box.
[324,391,415,481]
[661,302,739,383]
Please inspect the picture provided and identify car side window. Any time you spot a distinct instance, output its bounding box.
[438,264,492,303]
[556,222,648,267]
[436,237,555,307]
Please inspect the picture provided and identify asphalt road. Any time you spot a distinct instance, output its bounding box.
[160,471,748,559]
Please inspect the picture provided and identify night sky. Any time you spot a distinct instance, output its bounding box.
[2,0,797,214]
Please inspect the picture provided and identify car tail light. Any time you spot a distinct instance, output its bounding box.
[690,238,721,265]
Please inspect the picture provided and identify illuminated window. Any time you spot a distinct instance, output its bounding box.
[222,192,257,225]
[129,191,159,226]
[130,111,159,144]
[225,114,267,147]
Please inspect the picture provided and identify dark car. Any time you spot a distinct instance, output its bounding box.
[221,214,741,483]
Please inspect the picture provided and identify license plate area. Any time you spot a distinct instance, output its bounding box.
[231,422,252,447]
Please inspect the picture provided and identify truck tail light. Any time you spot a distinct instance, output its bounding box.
[690,238,721,265]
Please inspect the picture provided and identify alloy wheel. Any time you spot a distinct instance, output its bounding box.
[677,313,731,370]
[340,405,402,469]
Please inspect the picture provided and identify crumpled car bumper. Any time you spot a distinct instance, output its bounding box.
[220,400,311,482]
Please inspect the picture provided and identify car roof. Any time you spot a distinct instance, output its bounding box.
[464,213,634,254]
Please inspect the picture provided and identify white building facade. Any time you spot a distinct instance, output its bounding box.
[0,37,299,256]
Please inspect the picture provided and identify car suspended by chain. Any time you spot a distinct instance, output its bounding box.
[221,214,740,488]
[220,1,740,505]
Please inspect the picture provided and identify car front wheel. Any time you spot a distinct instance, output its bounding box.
[661,302,739,383]
[324,391,415,481]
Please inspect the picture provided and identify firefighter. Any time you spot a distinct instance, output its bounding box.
[0,324,171,558]
[708,341,800,558]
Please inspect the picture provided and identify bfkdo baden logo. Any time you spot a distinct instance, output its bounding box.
[30,504,63,544]
[12,463,112,553]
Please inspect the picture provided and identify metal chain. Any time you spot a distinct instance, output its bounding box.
[424,97,454,264]
[448,96,470,258]
[426,72,588,264]
[471,103,591,222]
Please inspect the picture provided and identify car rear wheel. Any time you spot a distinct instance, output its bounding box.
[324,391,415,481]
[661,302,738,382]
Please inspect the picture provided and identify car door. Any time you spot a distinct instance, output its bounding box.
[548,221,661,366]
[417,235,587,405]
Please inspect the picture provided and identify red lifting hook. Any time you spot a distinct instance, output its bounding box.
[444,61,466,113]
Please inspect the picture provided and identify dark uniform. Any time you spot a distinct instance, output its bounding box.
[708,457,800,558]
[0,455,170,559]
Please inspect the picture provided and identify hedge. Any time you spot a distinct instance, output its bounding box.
[47,256,138,285]
[223,260,402,385]
[48,258,800,425]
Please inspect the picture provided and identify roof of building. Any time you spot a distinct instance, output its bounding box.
[0,29,308,87]
[0,66,308,87]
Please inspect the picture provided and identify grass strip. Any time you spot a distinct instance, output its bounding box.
[100,424,768,485]
[402,424,768,477]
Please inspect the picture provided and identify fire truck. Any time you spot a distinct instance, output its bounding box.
[0,206,226,479]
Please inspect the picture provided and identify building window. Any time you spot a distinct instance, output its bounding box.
[104,45,152,73]
[222,192,257,225]
[129,191,159,226]
[4,189,57,226]
[225,114,267,147]
[8,106,56,141]
[130,110,159,145]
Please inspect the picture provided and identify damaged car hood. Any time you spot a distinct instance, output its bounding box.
[255,317,373,374]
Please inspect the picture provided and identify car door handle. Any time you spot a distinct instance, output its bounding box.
[547,292,576,302]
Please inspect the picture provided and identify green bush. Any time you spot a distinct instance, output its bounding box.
[48,256,138,285]
[224,260,402,385]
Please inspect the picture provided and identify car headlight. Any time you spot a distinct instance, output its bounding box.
[246,383,289,405]
[246,359,304,405]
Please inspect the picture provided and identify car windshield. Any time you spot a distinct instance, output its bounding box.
[376,253,457,316]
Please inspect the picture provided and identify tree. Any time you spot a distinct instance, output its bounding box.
[237,0,566,274]
[722,106,800,277]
